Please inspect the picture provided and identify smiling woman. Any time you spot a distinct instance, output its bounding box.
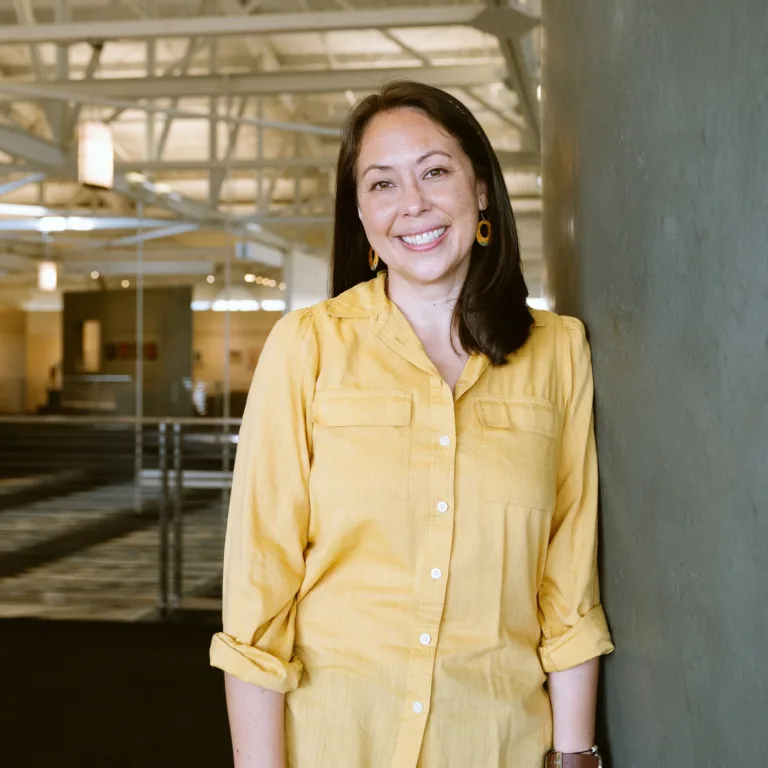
[211,81,613,768]
[331,80,533,367]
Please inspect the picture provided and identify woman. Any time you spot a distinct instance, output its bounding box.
[210,81,614,768]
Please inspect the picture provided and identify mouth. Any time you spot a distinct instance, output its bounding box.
[396,226,449,251]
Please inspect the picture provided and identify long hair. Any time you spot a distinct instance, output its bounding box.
[330,80,533,365]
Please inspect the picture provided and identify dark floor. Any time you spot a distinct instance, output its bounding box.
[2,618,232,768]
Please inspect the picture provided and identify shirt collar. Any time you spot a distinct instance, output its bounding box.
[325,271,491,393]
[324,271,388,319]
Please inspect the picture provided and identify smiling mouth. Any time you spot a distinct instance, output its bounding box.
[398,226,448,248]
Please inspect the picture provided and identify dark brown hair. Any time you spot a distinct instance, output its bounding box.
[330,80,533,365]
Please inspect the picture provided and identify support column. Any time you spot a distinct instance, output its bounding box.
[542,1,768,765]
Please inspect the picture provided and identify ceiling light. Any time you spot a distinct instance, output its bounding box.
[261,299,286,312]
[255,276,264,284]
[78,122,114,189]
[212,299,261,312]
[91,271,99,279]
[37,216,68,233]
[0,203,48,217]
[38,261,58,292]
[244,273,256,283]
[66,216,95,231]
[537,84,542,101]
[206,274,215,284]
[122,279,130,288]
[279,282,286,291]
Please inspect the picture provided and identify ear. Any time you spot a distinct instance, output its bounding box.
[476,179,489,211]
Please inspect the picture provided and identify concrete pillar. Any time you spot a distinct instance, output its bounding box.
[542,1,768,764]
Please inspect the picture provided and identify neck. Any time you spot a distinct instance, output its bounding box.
[386,264,467,341]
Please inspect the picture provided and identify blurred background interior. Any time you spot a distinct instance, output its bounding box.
[0,1,765,767]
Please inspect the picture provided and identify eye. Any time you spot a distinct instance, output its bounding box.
[370,180,393,191]
[424,167,447,180]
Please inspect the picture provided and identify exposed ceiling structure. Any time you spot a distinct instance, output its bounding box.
[0,0,543,308]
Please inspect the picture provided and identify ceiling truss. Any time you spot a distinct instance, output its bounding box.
[0,0,542,284]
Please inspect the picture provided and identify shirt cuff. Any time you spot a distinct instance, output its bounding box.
[538,604,615,673]
[209,632,304,693]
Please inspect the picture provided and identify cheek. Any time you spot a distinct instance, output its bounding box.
[360,198,397,237]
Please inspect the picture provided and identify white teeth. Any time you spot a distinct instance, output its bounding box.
[401,227,446,246]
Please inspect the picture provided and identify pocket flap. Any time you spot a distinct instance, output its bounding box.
[475,397,559,440]
[312,390,412,427]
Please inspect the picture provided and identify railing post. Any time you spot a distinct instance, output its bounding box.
[172,421,183,611]
[158,420,169,618]
[221,420,231,518]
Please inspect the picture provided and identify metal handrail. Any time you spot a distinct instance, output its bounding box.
[0,415,242,427]
[0,415,235,620]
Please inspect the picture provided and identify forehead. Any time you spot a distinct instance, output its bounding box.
[357,108,461,167]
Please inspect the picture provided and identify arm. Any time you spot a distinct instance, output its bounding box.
[537,318,613,749]
[225,674,285,768]
[548,657,599,753]
[209,310,318,762]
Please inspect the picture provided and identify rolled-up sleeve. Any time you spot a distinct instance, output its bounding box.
[537,316,615,674]
[209,308,317,693]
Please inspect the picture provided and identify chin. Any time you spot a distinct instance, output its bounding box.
[402,256,468,286]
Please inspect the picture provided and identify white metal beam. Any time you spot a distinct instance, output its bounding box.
[0,6,503,44]
[495,34,540,144]
[0,171,46,196]
[0,217,188,231]
[63,260,215,277]
[103,223,200,248]
[0,82,340,137]
[0,125,72,171]
[12,0,59,141]
[6,64,502,100]
[0,124,291,249]
[114,150,539,174]
[65,41,104,142]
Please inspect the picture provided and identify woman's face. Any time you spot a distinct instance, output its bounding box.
[356,107,488,289]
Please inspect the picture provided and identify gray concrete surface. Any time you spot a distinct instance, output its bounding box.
[541,1,768,764]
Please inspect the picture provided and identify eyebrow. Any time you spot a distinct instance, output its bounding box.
[360,150,453,179]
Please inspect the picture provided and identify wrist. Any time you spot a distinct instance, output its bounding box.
[545,745,602,768]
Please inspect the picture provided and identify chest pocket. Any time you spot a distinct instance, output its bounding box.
[310,390,412,505]
[476,397,560,511]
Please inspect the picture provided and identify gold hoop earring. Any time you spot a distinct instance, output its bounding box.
[368,247,379,271]
[476,213,491,247]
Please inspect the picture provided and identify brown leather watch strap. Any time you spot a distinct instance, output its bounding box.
[545,752,600,768]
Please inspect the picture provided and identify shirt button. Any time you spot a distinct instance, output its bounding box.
[412,701,424,714]
[419,633,432,645]
[436,500,449,513]
[439,435,451,447]
[430,568,442,580]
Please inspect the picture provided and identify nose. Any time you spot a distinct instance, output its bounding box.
[400,179,428,217]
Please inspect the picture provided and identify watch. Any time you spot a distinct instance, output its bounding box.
[544,746,602,768]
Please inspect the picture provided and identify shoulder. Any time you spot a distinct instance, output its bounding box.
[524,309,591,387]
[526,308,587,348]
[267,305,316,344]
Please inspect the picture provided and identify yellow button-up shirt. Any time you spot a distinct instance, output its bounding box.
[210,272,614,768]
